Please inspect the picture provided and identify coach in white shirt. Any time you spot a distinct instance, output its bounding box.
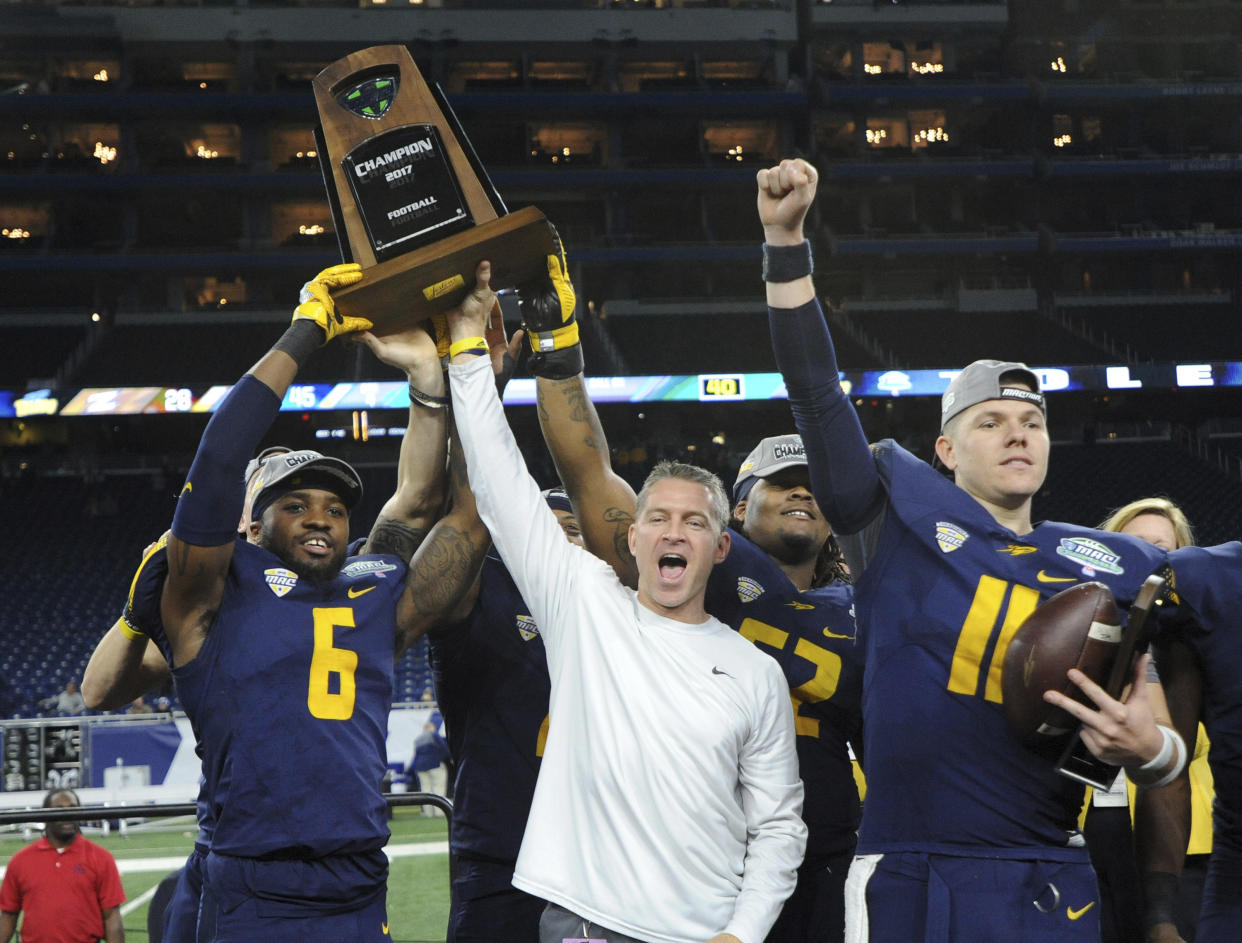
[445,262,806,943]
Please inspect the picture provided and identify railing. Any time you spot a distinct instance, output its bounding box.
[0,792,452,828]
[1172,423,1242,485]
[1045,304,1142,366]
[826,306,896,369]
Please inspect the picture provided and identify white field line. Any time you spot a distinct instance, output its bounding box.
[120,883,160,917]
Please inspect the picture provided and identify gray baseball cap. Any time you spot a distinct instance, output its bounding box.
[734,434,807,502]
[244,445,292,486]
[249,449,363,522]
[941,360,1044,430]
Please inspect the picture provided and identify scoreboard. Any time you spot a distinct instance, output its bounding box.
[2,720,83,792]
[9,360,1242,419]
[58,386,207,416]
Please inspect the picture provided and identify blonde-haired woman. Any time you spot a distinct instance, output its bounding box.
[1101,497,1195,555]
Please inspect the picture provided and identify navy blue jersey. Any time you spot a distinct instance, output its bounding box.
[429,554,549,862]
[1165,544,1242,854]
[169,540,405,859]
[705,529,862,857]
[855,441,1166,854]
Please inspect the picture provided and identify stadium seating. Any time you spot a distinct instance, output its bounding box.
[855,309,1108,368]
[1037,440,1242,547]
[1058,303,1242,364]
[0,326,87,389]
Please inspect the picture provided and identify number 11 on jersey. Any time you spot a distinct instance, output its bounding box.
[947,576,1039,702]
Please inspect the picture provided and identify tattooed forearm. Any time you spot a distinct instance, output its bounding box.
[411,525,484,613]
[396,523,488,652]
[539,378,607,459]
[538,376,594,425]
[603,506,634,528]
[366,518,431,562]
[592,506,637,586]
[604,506,635,559]
[560,382,593,424]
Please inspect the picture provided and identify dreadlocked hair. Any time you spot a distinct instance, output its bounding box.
[812,532,851,588]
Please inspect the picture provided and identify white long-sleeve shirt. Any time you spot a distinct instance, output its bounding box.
[450,354,805,943]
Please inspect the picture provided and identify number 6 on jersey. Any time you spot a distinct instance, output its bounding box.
[308,607,359,720]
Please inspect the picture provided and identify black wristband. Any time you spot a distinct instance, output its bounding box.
[528,345,584,381]
[407,383,449,409]
[762,241,813,283]
[272,320,324,366]
[1143,871,1179,929]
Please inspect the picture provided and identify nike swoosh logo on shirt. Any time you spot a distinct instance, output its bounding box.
[1067,902,1096,920]
[1036,571,1077,583]
[347,585,376,598]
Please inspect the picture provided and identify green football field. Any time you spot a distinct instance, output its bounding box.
[0,808,451,943]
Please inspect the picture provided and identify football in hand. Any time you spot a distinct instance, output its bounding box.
[1001,581,1123,747]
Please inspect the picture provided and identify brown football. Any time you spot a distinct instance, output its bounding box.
[1001,581,1123,747]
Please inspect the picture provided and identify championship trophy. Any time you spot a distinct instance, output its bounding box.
[312,45,554,331]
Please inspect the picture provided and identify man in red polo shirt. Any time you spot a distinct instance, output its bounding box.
[0,788,125,943]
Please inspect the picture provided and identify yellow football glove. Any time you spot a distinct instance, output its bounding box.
[519,226,582,378]
[292,263,371,344]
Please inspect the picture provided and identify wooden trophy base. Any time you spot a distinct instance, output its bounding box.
[331,205,555,333]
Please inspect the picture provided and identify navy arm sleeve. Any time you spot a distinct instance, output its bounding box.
[768,298,885,534]
[171,374,282,546]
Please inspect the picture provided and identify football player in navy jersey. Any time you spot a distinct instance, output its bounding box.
[80,277,488,942]
[426,484,582,943]
[1149,544,1242,943]
[148,262,489,942]
[516,235,861,943]
[758,157,1187,943]
[710,436,862,943]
